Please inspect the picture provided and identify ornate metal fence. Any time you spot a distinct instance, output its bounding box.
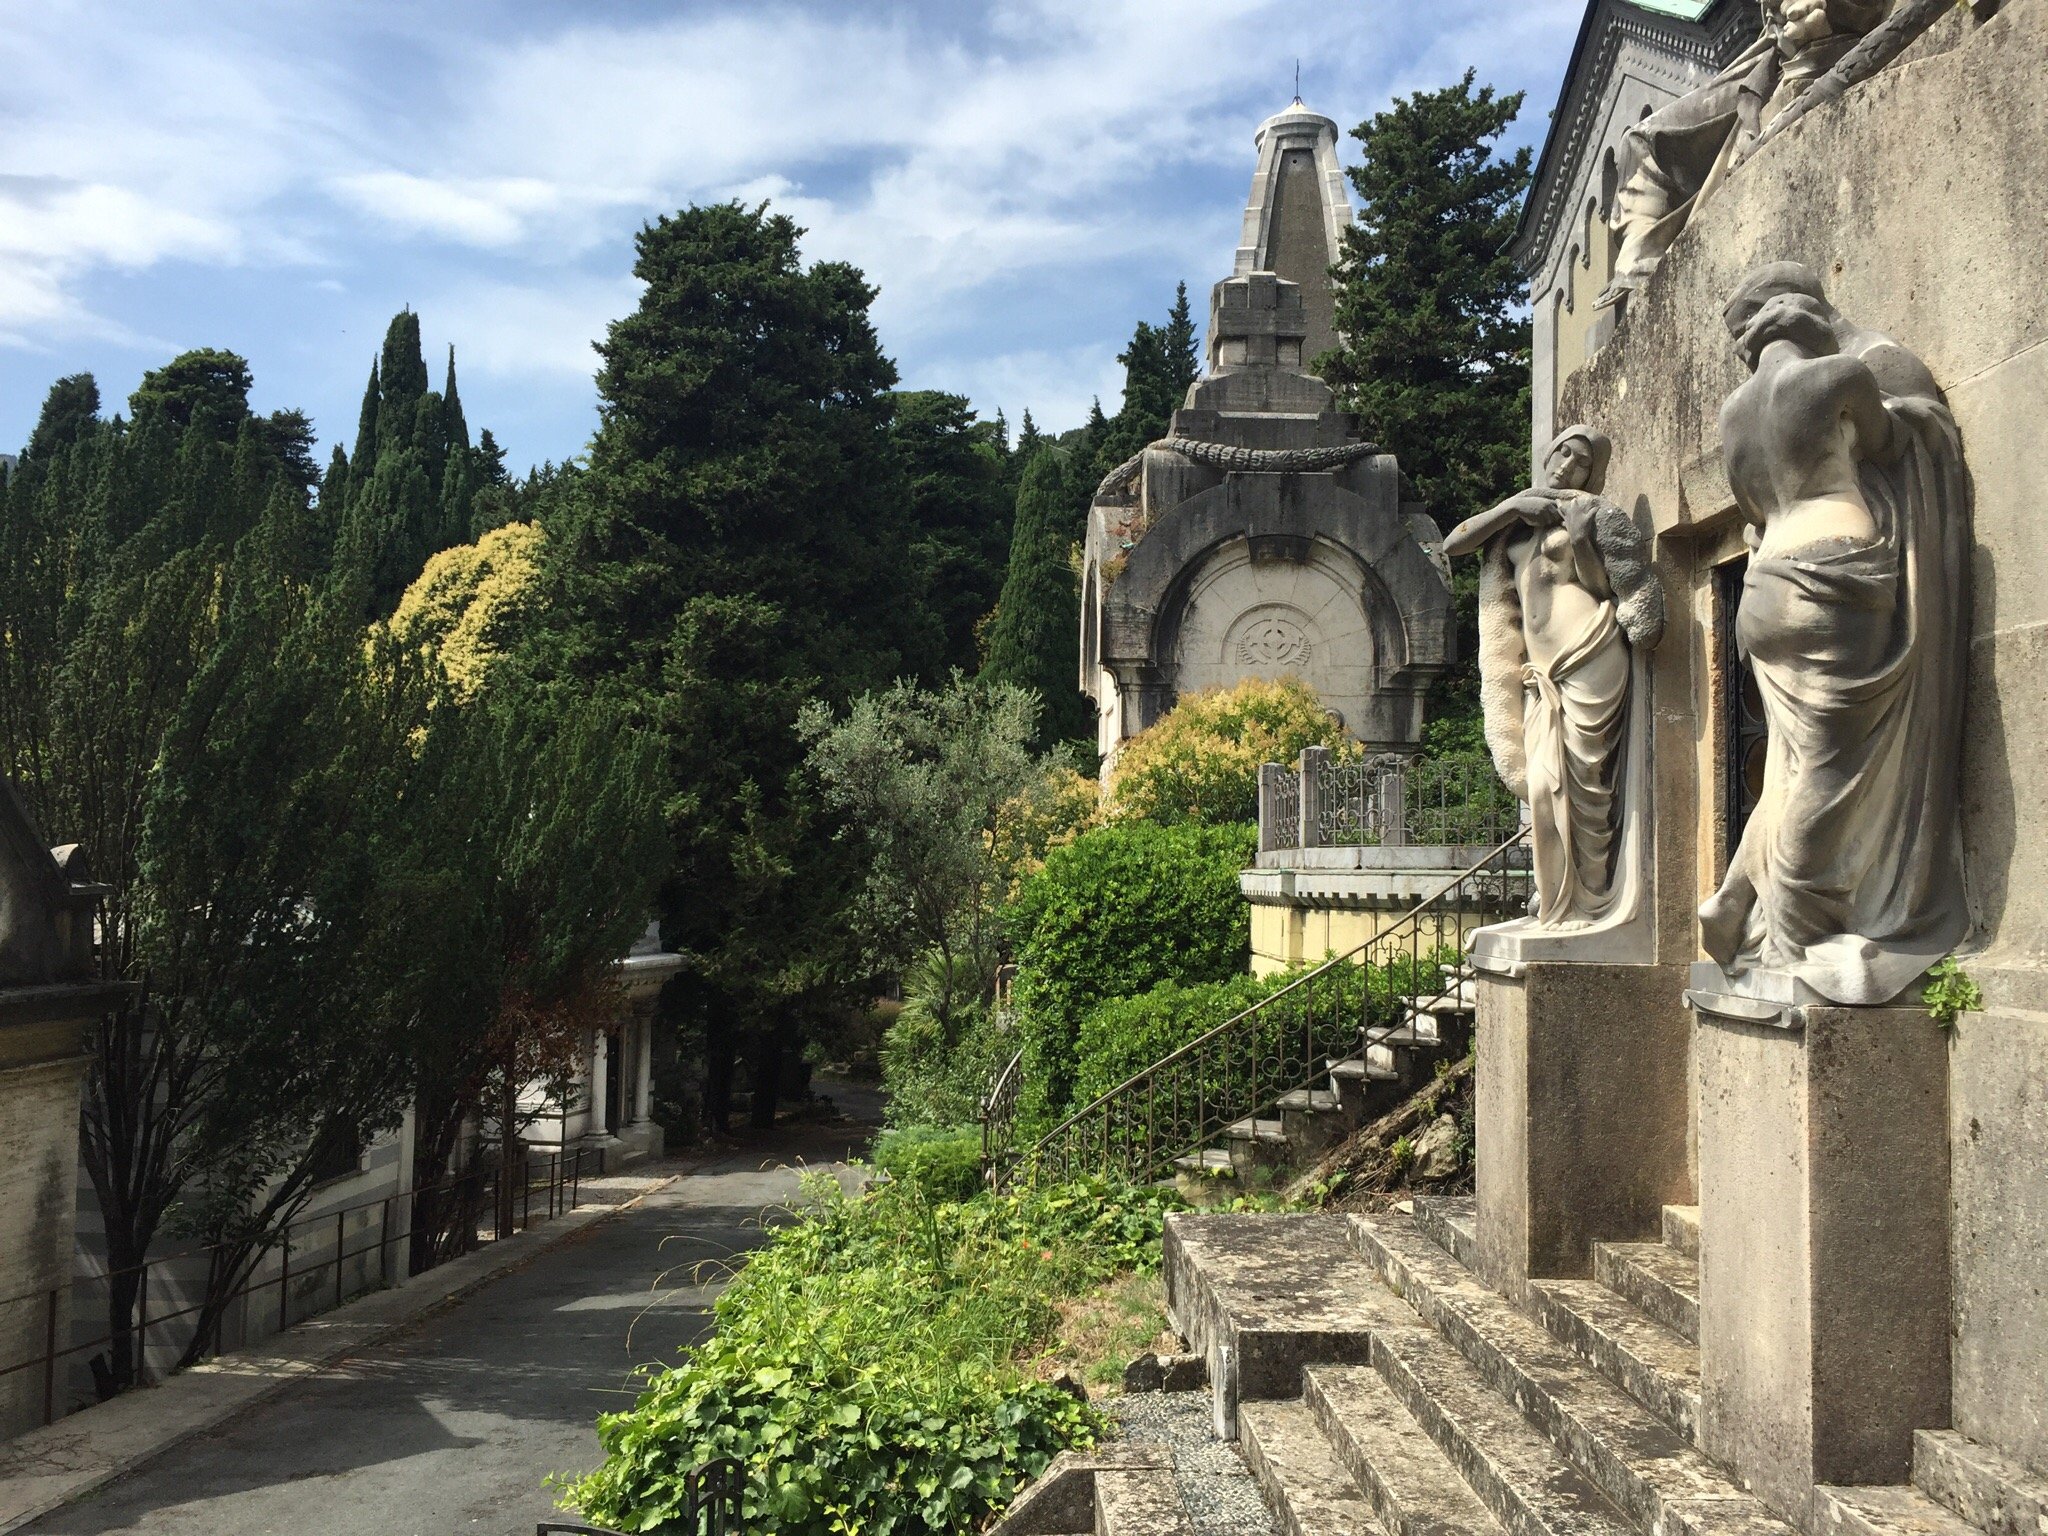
[1264,748,1521,852]
[1002,831,1531,1190]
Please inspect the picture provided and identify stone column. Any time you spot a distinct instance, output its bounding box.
[584,1025,610,1140]
[1473,960,1692,1301]
[1689,973,1950,1527]
[631,1012,655,1127]
[1298,746,1328,850]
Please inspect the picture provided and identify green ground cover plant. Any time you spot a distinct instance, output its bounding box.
[562,1173,1181,1535]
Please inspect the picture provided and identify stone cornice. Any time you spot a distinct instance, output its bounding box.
[1512,0,1759,275]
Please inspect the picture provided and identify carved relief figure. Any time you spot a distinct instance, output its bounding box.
[1700,263,1970,1004]
[1446,427,1664,927]
[1600,0,1888,310]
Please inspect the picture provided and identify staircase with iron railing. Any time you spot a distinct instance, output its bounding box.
[991,830,1532,1191]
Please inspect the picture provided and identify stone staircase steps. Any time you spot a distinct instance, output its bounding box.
[1414,1196,1479,1273]
[1661,1206,1700,1261]
[1239,1398,1387,1536]
[1912,1429,2048,1536]
[1527,1280,1701,1444]
[1816,1484,1982,1536]
[1351,1216,1794,1536]
[1593,1242,1699,1345]
[1366,1322,1636,1536]
[1303,1363,1508,1536]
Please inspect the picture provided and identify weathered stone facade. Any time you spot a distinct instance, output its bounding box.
[1082,105,1456,771]
[1511,0,1760,465]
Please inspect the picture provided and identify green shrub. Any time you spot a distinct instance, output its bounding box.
[1107,677,1355,825]
[880,994,1014,1131]
[1006,821,1256,1126]
[1070,950,1464,1116]
[561,1173,1181,1535]
[872,1124,984,1202]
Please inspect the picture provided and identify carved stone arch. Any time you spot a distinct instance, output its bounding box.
[1099,469,1454,748]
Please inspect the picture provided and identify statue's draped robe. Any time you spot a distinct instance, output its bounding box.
[1703,396,1971,1003]
[1522,600,1631,924]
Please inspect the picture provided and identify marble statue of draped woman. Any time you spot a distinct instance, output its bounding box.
[1700,265,1970,1004]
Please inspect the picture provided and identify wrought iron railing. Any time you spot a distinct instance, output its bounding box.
[1002,831,1531,1189]
[540,1458,744,1534]
[1262,748,1520,853]
[979,1048,1024,1186]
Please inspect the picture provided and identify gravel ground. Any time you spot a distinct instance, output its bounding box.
[1107,1391,1281,1536]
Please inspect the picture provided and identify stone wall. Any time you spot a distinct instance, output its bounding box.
[0,1052,89,1439]
[1556,0,2048,1479]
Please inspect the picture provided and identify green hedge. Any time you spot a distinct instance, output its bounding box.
[1006,821,1256,1126]
[561,1174,1182,1535]
[872,1124,984,1202]
[1070,950,1462,1117]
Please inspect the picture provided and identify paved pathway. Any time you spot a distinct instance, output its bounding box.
[20,1088,881,1536]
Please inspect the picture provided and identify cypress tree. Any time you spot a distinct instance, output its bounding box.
[1322,72,1532,523]
[890,390,1013,677]
[979,448,1091,749]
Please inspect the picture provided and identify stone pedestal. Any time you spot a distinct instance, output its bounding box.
[1474,960,1692,1300]
[1690,971,1951,1525]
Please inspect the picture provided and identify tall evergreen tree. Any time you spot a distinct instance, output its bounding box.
[890,390,1014,677]
[338,312,489,611]
[1321,73,1532,737]
[1321,72,1532,524]
[979,448,1091,749]
[525,200,932,1130]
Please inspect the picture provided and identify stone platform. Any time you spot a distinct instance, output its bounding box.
[1163,1205,2037,1536]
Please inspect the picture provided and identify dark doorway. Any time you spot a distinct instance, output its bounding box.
[1718,557,1769,860]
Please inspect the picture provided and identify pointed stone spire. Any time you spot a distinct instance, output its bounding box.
[1233,101,1352,369]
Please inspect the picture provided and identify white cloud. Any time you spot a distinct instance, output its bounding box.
[424,275,640,382]
[327,171,581,248]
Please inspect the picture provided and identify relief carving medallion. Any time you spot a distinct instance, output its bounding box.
[1235,614,1312,667]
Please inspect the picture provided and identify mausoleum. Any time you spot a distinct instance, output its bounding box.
[1079,103,1457,773]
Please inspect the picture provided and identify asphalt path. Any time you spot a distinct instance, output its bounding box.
[23,1082,883,1536]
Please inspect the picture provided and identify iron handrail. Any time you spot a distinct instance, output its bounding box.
[979,1048,1024,1182]
[1006,828,1530,1189]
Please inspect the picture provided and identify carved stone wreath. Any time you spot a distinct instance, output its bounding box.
[1236,615,1312,667]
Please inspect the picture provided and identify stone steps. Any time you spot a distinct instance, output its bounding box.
[1414,1196,1479,1273]
[1816,1484,1982,1536]
[1240,1397,1386,1536]
[1592,1241,1699,1345]
[1661,1206,1700,1261]
[1351,1214,1793,1536]
[1912,1429,2048,1536]
[1303,1363,1508,1536]
[1366,1322,1637,1536]
[1527,1280,1701,1444]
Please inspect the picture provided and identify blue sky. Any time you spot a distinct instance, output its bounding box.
[0,0,1584,473]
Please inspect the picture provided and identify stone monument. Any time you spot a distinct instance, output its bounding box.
[1446,424,1665,965]
[1081,103,1456,771]
[1681,261,1969,1518]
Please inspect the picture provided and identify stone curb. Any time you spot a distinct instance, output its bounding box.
[0,1168,684,1535]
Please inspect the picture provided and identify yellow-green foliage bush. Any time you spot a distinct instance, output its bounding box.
[381,520,545,699]
[1108,676,1357,826]
[992,761,1102,883]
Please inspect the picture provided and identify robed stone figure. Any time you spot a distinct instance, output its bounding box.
[1447,428,1664,931]
[1601,0,1888,310]
[1700,262,1970,1004]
